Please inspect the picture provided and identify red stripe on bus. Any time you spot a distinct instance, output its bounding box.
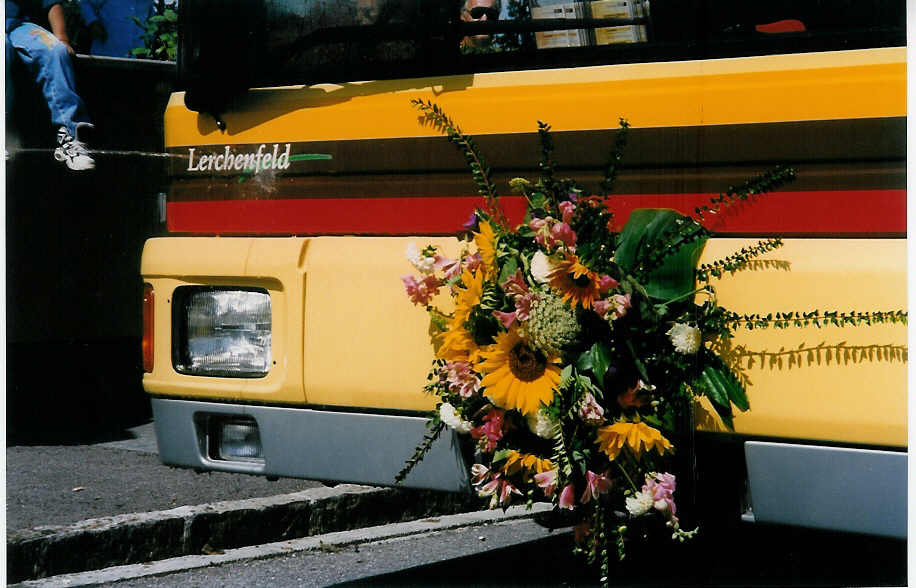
[167,190,905,235]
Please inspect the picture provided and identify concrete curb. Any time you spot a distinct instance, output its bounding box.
[13,504,557,587]
[7,484,480,583]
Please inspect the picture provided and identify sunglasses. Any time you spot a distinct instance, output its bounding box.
[468,6,500,20]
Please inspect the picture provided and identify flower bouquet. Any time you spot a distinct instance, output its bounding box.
[396,100,906,582]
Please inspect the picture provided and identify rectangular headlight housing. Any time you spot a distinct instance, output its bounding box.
[173,287,272,377]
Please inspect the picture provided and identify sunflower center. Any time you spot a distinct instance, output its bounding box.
[509,343,547,382]
[569,273,592,288]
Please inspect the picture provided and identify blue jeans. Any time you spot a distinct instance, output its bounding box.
[6,19,91,136]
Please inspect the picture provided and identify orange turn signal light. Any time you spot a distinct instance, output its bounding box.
[142,283,154,372]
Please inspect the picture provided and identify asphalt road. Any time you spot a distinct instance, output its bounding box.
[6,422,324,530]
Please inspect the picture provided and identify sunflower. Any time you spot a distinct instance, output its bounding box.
[547,255,601,309]
[474,221,498,278]
[478,327,562,415]
[594,421,674,461]
[437,268,485,363]
[500,450,554,482]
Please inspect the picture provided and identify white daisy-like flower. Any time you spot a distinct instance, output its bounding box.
[625,490,655,517]
[439,402,472,434]
[526,408,558,439]
[529,251,555,284]
[406,242,436,275]
[667,323,702,354]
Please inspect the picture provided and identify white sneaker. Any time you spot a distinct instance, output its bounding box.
[54,125,95,171]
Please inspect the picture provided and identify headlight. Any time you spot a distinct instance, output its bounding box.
[174,287,272,377]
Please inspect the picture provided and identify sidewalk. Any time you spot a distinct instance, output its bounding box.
[6,421,479,583]
[7,422,324,530]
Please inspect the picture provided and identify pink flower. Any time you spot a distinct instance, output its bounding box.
[529,217,549,232]
[500,480,522,505]
[611,293,632,320]
[470,463,490,485]
[534,469,558,497]
[644,472,678,522]
[470,409,506,453]
[442,361,481,398]
[550,222,577,248]
[578,392,606,425]
[402,274,440,306]
[593,299,611,318]
[501,270,529,297]
[493,310,517,329]
[559,483,576,510]
[530,217,553,249]
[559,200,576,224]
[514,292,537,321]
[580,470,613,504]
[477,474,502,498]
[464,253,483,273]
[435,255,461,280]
[598,275,619,294]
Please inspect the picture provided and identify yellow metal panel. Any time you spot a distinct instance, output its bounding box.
[143,236,906,447]
[165,48,905,147]
[141,237,308,404]
[697,239,906,447]
[300,237,461,411]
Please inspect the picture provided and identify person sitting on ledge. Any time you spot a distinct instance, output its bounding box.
[6,0,95,170]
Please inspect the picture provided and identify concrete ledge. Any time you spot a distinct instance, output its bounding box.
[14,504,556,588]
[7,485,479,583]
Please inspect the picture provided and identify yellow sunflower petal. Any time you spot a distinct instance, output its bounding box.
[478,328,560,416]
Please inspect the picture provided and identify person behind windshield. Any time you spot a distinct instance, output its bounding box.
[461,0,501,50]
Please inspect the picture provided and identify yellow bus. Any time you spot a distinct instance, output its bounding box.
[142,0,906,540]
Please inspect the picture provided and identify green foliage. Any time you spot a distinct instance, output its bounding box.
[615,209,708,300]
[601,118,629,195]
[130,0,178,61]
[693,165,797,223]
[394,416,445,484]
[727,309,908,330]
[412,99,508,230]
[696,238,784,282]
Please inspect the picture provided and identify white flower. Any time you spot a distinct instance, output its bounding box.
[529,251,555,283]
[667,323,702,354]
[439,402,472,434]
[625,490,655,517]
[526,409,558,439]
[406,242,436,275]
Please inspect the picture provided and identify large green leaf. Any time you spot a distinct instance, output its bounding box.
[575,342,612,388]
[615,209,707,300]
[699,367,730,410]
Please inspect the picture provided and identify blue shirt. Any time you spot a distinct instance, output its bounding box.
[6,0,60,29]
[79,0,153,57]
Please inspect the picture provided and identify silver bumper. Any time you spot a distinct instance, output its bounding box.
[151,398,471,493]
[745,441,906,538]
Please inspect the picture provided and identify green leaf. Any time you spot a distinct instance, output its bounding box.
[560,364,574,384]
[498,256,519,285]
[615,209,707,300]
[698,364,749,418]
[492,448,513,463]
[583,342,612,388]
[576,350,593,372]
[698,366,730,409]
[721,368,749,411]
